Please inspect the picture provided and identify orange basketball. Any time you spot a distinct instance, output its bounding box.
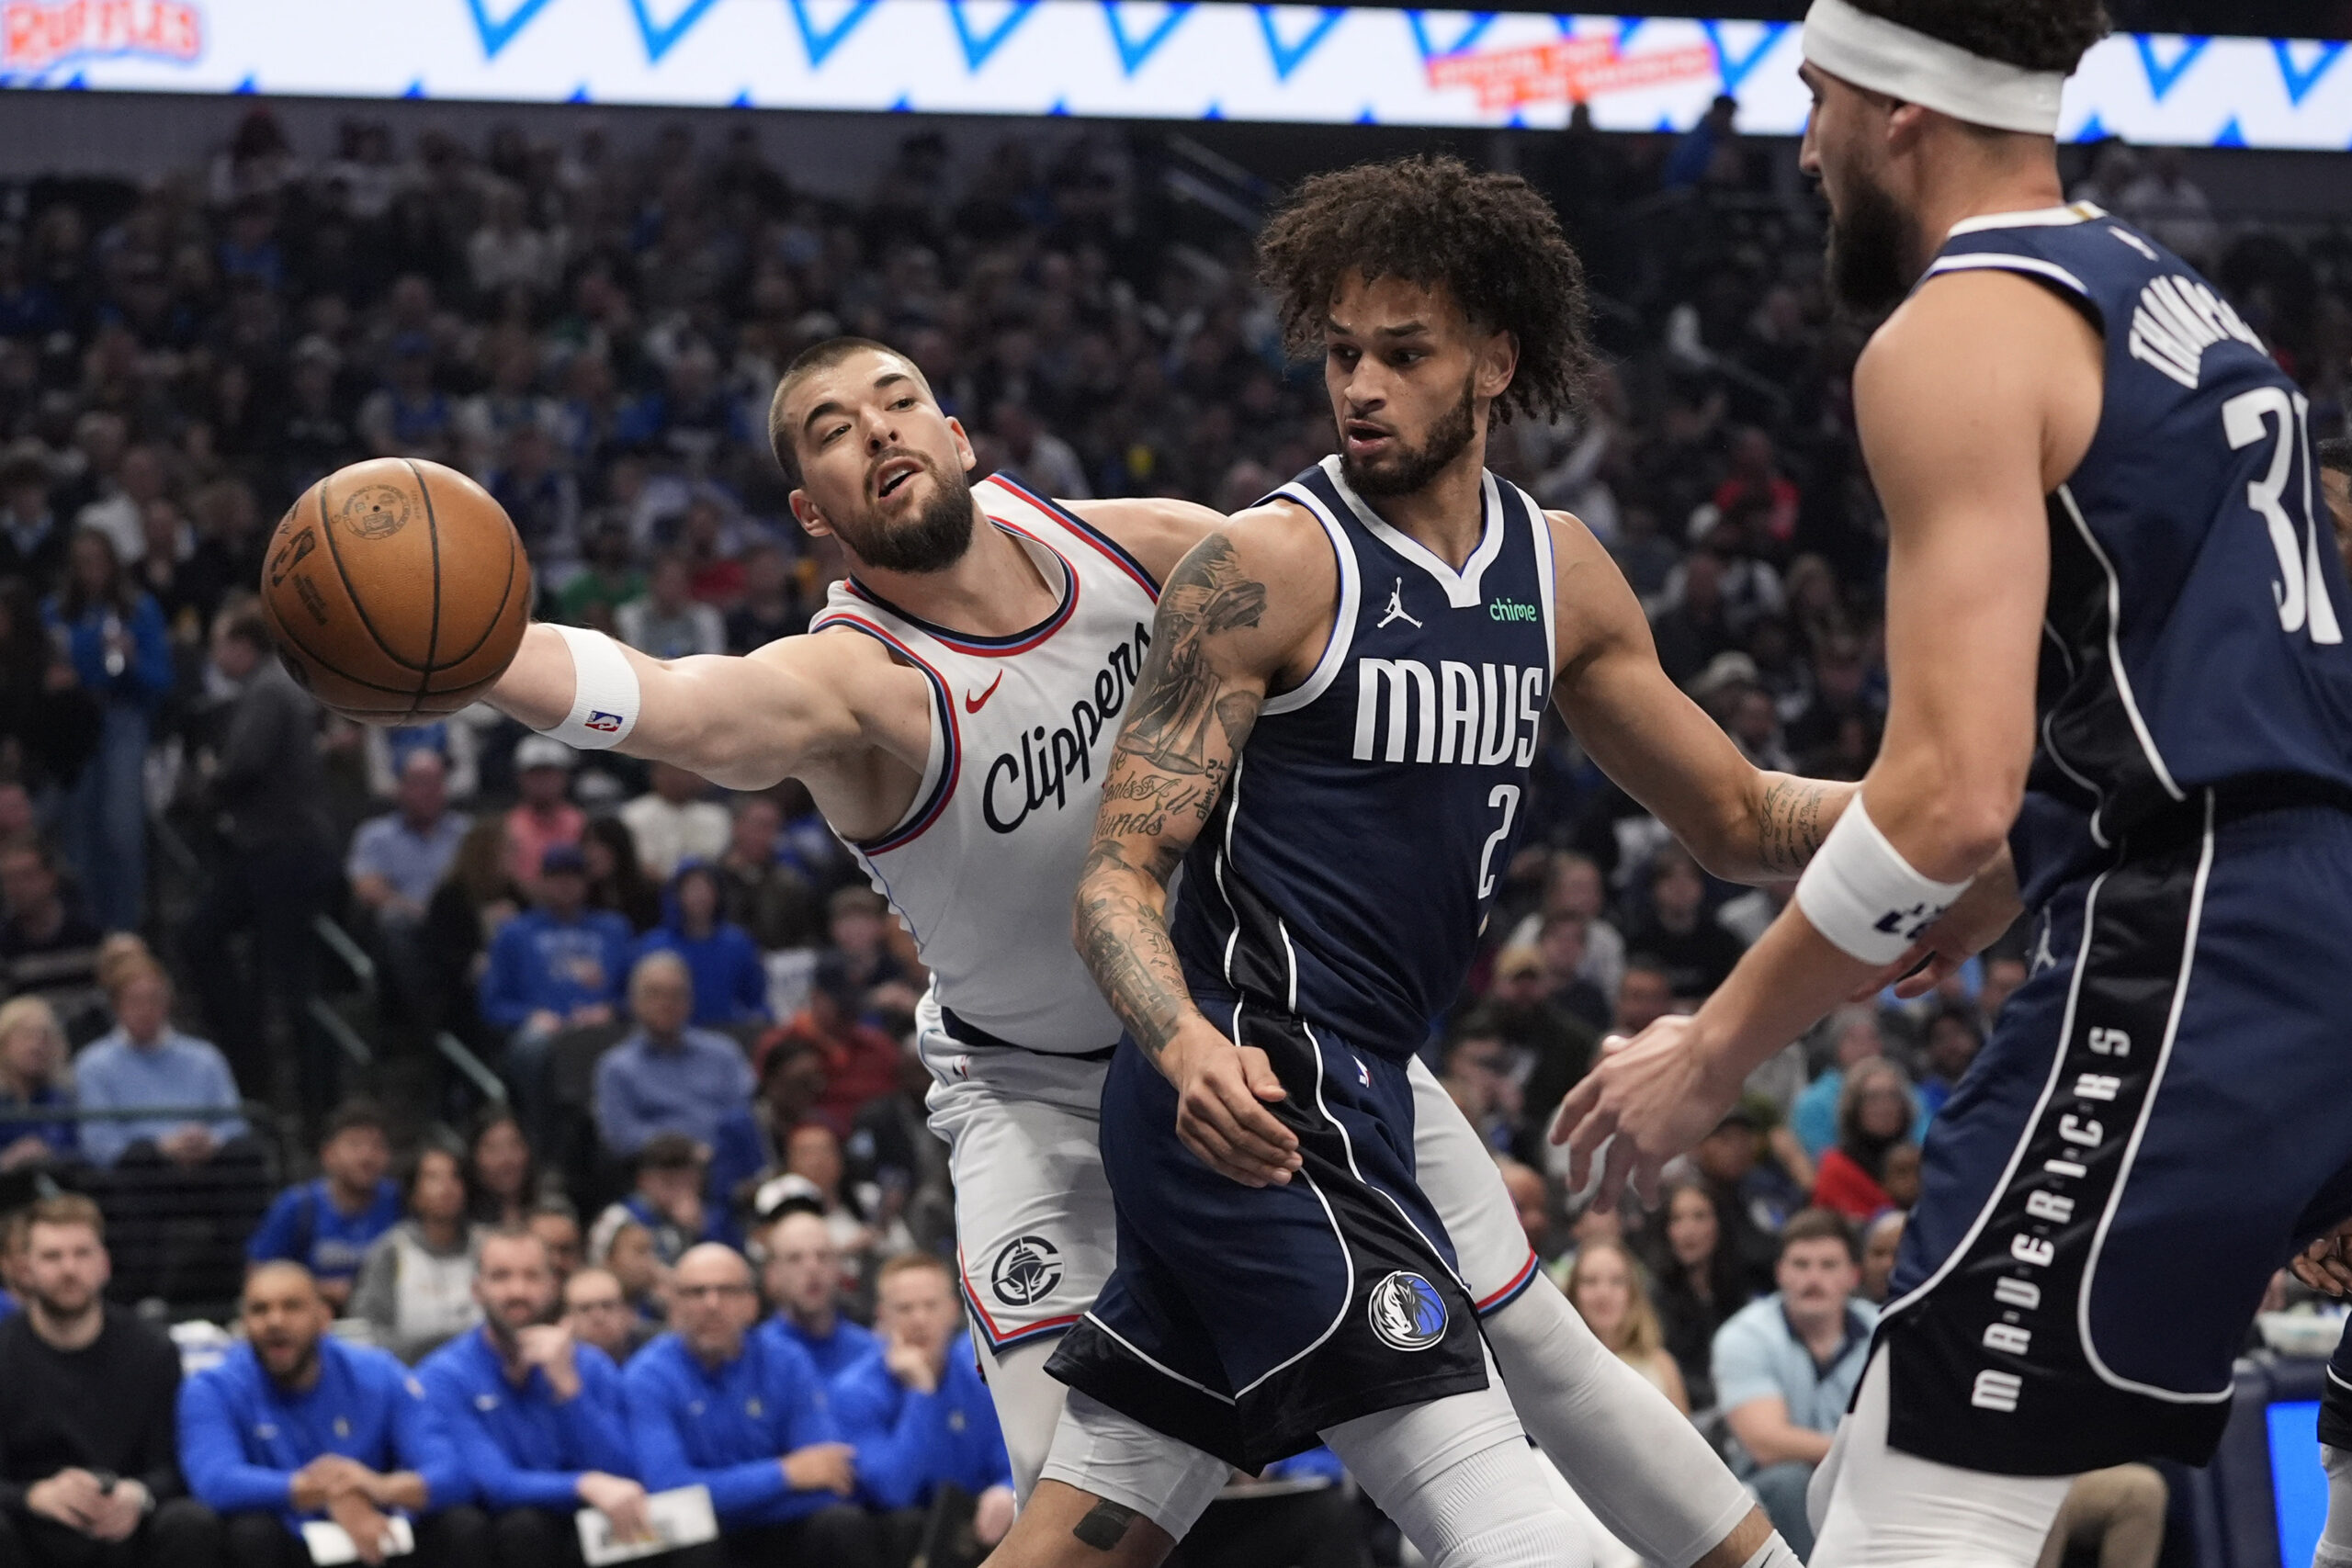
[258,458,530,723]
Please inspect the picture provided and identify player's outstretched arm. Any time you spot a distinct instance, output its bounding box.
[1072,510,1329,1188]
[1554,269,2097,1206]
[487,622,892,795]
[1544,511,1857,886]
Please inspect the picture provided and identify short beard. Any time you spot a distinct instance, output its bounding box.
[835,457,977,575]
[1342,375,1480,499]
[1826,171,1915,318]
[28,1284,96,1324]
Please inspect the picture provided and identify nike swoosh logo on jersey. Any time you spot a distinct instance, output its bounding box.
[965,672,1005,713]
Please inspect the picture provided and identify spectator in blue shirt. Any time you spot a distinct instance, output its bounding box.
[479,845,632,1131]
[622,1244,876,1566]
[831,1254,1014,1551]
[635,864,768,1030]
[758,1210,876,1382]
[594,953,755,1163]
[178,1261,488,1568]
[73,957,248,1168]
[347,750,470,1025]
[420,1227,682,1568]
[245,1101,401,1312]
[1712,1210,1878,1560]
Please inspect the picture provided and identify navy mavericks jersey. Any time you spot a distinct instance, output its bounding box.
[1927,204,2352,907]
[1167,456,1557,1057]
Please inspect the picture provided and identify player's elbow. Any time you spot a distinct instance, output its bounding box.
[1885,776,2021,881]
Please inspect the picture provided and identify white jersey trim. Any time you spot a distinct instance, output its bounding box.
[1262,484,1363,717]
[1323,455,1505,610]
[1519,481,1561,678]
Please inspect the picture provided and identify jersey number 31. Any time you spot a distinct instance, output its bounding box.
[2223,386,2343,645]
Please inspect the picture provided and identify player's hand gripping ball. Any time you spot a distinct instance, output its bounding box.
[259,457,530,724]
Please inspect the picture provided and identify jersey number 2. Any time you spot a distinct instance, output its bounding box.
[1476,784,1521,899]
[2223,386,2343,645]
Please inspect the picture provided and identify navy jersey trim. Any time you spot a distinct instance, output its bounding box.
[840,522,1080,655]
[806,615,960,852]
[987,475,1162,599]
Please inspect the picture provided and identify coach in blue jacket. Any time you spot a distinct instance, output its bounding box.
[177,1262,486,1568]
[421,1226,698,1568]
[622,1244,877,1566]
[832,1254,1016,1547]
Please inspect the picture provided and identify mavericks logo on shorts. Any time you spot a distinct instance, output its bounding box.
[1366,1271,1447,1351]
[991,1235,1065,1307]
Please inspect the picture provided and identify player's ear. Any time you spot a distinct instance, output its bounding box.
[946,415,978,475]
[788,487,834,541]
[1476,330,1519,403]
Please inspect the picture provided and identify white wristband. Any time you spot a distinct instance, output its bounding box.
[1792,795,1973,965]
[538,625,640,750]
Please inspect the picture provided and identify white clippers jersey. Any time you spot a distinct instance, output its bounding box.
[808,475,1159,1055]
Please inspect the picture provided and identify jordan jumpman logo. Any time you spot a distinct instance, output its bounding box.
[1376,577,1421,630]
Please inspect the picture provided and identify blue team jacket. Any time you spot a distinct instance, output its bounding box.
[620,1330,842,1528]
[759,1314,878,1384]
[829,1333,1012,1511]
[177,1337,469,1533]
[418,1326,637,1511]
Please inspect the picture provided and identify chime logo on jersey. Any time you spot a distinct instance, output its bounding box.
[990,1235,1065,1307]
[1351,658,1545,768]
[981,624,1150,833]
[1367,1271,1447,1351]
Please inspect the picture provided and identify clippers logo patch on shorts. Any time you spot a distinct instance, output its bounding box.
[990,1235,1065,1307]
[1367,1270,1447,1351]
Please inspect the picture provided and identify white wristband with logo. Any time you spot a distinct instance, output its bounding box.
[1792,795,1973,965]
[538,624,640,750]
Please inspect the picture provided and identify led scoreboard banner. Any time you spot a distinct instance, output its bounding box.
[5,0,2351,147]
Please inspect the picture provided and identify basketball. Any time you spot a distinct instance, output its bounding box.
[258,457,530,723]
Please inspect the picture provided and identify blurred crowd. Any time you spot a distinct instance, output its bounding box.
[0,98,2326,1566]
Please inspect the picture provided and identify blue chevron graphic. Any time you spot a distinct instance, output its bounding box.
[1701,21,1788,96]
[1102,3,1193,74]
[626,0,726,62]
[1254,6,1346,81]
[2273,39,2345,106]
[1616,16,1642,48]
[462,0,560,60]
[2132,35,2209,102]
[784,0,882,65]
[2213,115,2245,145]
[1406,11,1497,62]
[2071,111,2108,142]
[946,0,1043,69]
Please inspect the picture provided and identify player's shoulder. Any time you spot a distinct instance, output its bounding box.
[1057,494,1223,586]
[1866,263,2095,382]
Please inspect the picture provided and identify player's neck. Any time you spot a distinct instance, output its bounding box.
[1358,440,1490,570]
[1907,141,2066,263]
[852,509,1057,637]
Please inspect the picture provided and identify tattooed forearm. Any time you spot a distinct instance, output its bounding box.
[1076,840,1196,1056]
[1752,774,1849,877]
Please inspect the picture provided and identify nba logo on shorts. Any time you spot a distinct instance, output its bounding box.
[1366,1271,1446,1351]
[585,710,623,734]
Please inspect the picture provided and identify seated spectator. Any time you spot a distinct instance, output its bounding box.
[616,557,725,663]
[831,1255,1014,1555]
[352,1143,482,1363]
[479,844,632,1124]
[0,1195,220,1567]
[503,739,586,894]
[562,1265,656,1366]
[622,1244,875,1566]
[529,1201,583,1280]
[420,1228,663,1568]
[1917,1004,1984,1121]
[1437,1025,1524,1160]
[594,1134,718,1270]
[0,843,100,1012]
[1623,845,1745,1004]
[1792,1007,1899,1159]
[245,1101,401,1312]
[1504,851,1626,1001]
[424,817,526,1040]
[752,1040,828,1158]
[1612,954,1677,1042]
[758,1210,876,1381]
[177,1262,485,1568]
[71,958,248,1168]
[764,954,903,1140]
[822,888,918,1023]
[1809,1058,1920,1222]
[1497,1159,1555,1269]
[347,750,470,1020]
[758,1125,913,1296]
[1712,1210,1876,1559]
[1564,1239,1689,1414]
[1642,1177,1751,1411]
[1859,1211,1905,1305]
[636,865,768,1030]
[594,953,757,1164]
[466,1110,544,1228]
[1687,1108,1792,1295]
[619,764,730,883]
[2035,1465,2168,1568]
[0,997,74,1172]
[715,795,820,952]
[582,818,662,934]
[1535,914,1611,1032]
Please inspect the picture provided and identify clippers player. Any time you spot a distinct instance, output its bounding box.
[1019,156,1854,1568]
[481,337,1790,1568]
[1555,3,2352,1565]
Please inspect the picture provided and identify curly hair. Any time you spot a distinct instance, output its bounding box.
[1849,0,2109,74]
[1256,154,1598,425]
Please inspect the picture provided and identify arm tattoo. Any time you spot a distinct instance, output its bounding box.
[1072,1498,1142,1551]
[1075,534,1269,1059]
[1755,775,1835,876]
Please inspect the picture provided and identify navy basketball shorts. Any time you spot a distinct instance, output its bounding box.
[1046,1006,1488,1471]
[1880,797,2352,1475]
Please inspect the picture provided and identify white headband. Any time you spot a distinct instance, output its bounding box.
[1801,0,2066,137]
